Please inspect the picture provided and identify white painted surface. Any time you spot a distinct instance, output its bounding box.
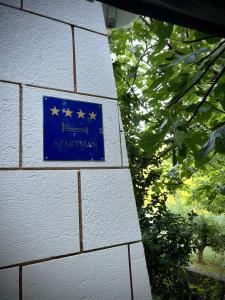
[81,169,141,250]
[23,86,121,167]
[0,0,20,8]
[0,6,73,90]
[23,0,106,34]
[0,268,18,300]
[23,246,131,300]
[0,171,80,267]
[75,28,117,98]
[0,82,19,167]
[118,105,129,166]
[130,243,152,300]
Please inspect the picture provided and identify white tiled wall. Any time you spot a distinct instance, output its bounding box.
[81,169,141,250]
[75,28,117,98]
[118,105,129,166]
[0,268,19,300]
[23,246,131,300]
[130,243,152,300]
[23,0,107,34]
[0,0,20,7]
[0,5,73,90]
[0,171,80,267]
[0,82,19,167]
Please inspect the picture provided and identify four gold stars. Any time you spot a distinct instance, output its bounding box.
[50,107,97,120]
[50,106,60,116]
[76,109,86,119]
[89,112,97,120]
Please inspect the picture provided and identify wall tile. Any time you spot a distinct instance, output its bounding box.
[23,0,106,34]
[0,6,73,90]
[22,86,121,167]
[0,268,19,300]
[0,171,79,267]
[0,0,20,8]
[130,243,152,300]
[0,82,19,167]
[81,169,141,250]
[117,105,129,167]
[75,28,117,98]
[23,246,131,300]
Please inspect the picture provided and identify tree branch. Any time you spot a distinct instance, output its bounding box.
[132,45,154,86]
[140,16,151,29]
[167,41,184,55]
[182,35,215,44]
[196,40,225,65]
[115,69,159,122]
[188,66,225,123]
[210,121,225,131]
[157,145,174,162]
[168,45,225,108]
[205,100,225,114]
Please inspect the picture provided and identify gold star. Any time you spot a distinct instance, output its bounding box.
[50,106,60,116]
[89,112,97,120]
[76,109,86,119]
[64,108,73,117]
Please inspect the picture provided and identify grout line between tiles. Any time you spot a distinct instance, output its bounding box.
[0,2,108,37]
[116,103,124,167]
[19,266,22,300]
[0,166,129,171]
[77,171,83,253]
[0,240,141,270]
[128,244,134,300]
[71,26,77,93]
[19,85,23,169]
[0,80,118,101]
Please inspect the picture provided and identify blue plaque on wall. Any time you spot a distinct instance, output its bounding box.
[43,96,105,161]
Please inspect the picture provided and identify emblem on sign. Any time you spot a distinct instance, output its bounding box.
[43,96,104,161]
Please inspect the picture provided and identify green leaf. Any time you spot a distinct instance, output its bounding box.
[186,103,198,112]
[140,118,171,155]
[219,185,225,195]
[173,121,186,148]
[166,71,204,106]
[214,83,225,98]
[214,83,225,110]
[172,148,177,166]
[150,51,173,66]
[178,144,187,158]
[151,21,173,40]
[183,48,208,64]
[200,125,225,158]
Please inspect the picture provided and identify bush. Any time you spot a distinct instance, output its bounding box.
[140,193,196,299]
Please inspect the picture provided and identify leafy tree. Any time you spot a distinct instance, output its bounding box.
[141,193,196,299]
[185,157,225,214]
[193,216,225,264]
[109,16,225,298]
[110,17,225,190]
[166,155,225,215]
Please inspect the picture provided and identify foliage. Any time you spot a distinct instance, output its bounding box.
[110,16,225,299]
[193,215,225,263]
[141,193,196,299]
[166,157,225,215]
[187,271,225,300]
[110,17,225,192]
[185,158,225,214]
[190,246,225,282]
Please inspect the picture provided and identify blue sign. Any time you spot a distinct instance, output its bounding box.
[43,96,105,161]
